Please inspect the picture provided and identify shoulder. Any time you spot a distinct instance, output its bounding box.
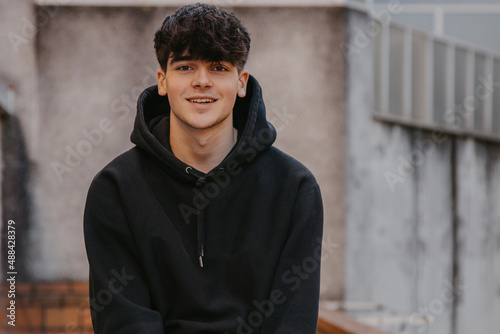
[90,147,146,187]
[261,147,319,191]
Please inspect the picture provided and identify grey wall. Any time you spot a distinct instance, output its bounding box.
[455,139,500,334]
[32,5,161,281]
[3,2,500,331]
[0,0,39,280]
[13,5,347,299]
[344,9,500,334]
[0,0,38,150]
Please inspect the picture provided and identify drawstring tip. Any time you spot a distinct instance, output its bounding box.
[199,246,205,268]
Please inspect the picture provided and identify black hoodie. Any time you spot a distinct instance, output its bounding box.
[84,75,323,334]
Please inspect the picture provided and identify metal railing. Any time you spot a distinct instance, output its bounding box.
[373,18,500,141]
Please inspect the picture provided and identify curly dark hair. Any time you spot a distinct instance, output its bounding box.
[154,3,251,72]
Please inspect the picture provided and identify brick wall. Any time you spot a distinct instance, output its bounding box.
[0,282,93,334]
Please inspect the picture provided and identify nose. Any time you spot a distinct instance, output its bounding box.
[192,67,212,88]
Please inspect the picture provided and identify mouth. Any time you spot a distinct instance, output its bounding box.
[187,98,217,104]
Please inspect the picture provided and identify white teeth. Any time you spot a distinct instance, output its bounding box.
[188,98,216,103]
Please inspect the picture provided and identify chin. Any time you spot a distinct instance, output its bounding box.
[187,115,231,131]
[183,119,221,131]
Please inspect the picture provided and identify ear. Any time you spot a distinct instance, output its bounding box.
[237,71,249,98]
[157,68,168,96]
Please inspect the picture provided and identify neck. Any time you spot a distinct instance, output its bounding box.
[170,115,237,174]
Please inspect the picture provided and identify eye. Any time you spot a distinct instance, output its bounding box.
[213,65,228,72]
[177,65,192,71]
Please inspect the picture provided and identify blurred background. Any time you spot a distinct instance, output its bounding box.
[1,0,499,333]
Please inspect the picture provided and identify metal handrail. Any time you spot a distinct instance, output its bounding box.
[373,17,500,141]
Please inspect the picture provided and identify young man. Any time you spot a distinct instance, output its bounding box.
[84,3,323,334]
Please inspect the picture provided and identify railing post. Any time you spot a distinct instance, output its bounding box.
[380,22,389,116]
[424,37,434,123]
[403,26,412,119]
[483,55,494,133]
[464,50,475,132]
[446,43,456,129]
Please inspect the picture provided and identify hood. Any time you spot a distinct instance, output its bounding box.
[130,75,276,267]
[130,75,276,183]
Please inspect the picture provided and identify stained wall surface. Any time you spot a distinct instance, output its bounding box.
[3,2,500,333]
[344,9,500,334]
[0,0,40,280]
[4,5,347,299]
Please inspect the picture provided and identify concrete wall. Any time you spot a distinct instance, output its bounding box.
[32,5,160,281]
[3,2,500,332]
[0,0,39,280]
[9,5,348,299]
[344,9,500,334]
[0,0,39,153]
[455,139,500,334]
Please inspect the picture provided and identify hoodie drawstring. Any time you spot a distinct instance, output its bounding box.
[188,168,207,268]
[197,212,206,268]
[196,177,206,268]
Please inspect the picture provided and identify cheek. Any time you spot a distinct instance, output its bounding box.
[221,82,241,99]
[222,89,238,106]
[164,85,183,109]
[165,75,184,93]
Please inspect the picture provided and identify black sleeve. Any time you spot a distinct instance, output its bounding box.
[259,183,324,334]
[84,177,164,334]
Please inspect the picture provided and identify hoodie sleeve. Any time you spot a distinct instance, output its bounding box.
[84,176,164,334]
[259,183,324,334]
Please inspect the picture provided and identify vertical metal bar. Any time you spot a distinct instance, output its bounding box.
[403,27,413,119]
[447,43,456,129]
[434,7,445,35]
[373,18,382,114]
[464,50,475,131]
[494,58,500,135]
[380,22,390,116]
[425,36,434,123]
[483,55,494,133]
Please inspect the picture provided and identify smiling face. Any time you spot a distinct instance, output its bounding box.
[157,54,249,131]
